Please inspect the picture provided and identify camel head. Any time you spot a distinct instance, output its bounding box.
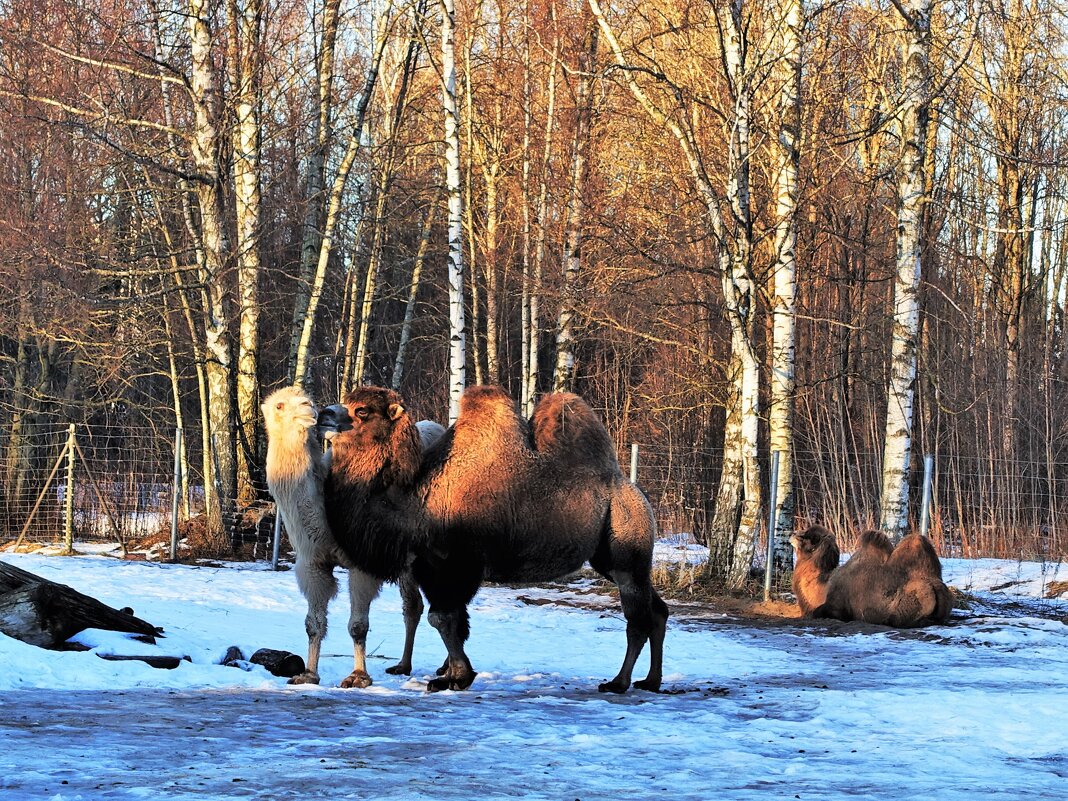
[333,386,422,487]
[261,386,352,443]
[790,525,840,573]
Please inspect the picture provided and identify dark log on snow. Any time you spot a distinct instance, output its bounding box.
[0,560,160,648]
[97,654,188,670]
[249,648,305,678]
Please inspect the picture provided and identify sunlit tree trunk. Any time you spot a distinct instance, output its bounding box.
[442,0,466,422]
[768,0,802,568]
[879,0,931,540]
[189,0,236,544]
[554,18,597,392]
[229,0,263,504]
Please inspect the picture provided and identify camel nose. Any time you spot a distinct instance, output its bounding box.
[316,404,353,439]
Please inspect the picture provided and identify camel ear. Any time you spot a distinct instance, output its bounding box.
[388,402,405,421]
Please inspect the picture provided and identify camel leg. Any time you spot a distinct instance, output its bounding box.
[290,560,337,685]
[426,607,476,692]
[340,569,382,689]
[599,570,665,694]
[385,569,424,675]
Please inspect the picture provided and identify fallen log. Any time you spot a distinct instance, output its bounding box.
[97,654,188,670]
[249,648,305,678]
[0,559,160,649]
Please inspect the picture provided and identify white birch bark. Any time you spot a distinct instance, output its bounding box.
[553,19,598,392]
[230,0,263,505]
[189,0,236,542]
[292,2,394,387]
[769,0,802,567]
[520,0,533,413]
[879,0,931,540]
[525,12,559,413]
[442,0,466,423]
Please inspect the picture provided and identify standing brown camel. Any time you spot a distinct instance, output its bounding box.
[324,385,668,693]
[793,527,952,627]
[262,386,443,687]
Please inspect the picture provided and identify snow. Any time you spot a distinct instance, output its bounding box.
[1,546,1066,799]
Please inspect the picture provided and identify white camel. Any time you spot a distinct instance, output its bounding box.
[261,386,444,687]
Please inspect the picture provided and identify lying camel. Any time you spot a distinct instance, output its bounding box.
[792,526,952,627]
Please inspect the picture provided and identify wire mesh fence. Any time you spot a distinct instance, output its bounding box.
[2,424,1066,601]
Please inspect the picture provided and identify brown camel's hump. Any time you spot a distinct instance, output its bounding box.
[890,534,945,579]
[856,529,894,560]
[530,392,619,472]
[454,385,529,451]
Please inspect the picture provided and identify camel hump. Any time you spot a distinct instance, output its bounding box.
[857,529,894,559]
[454,386,527,448]
[531,393,618,470]
[890,533,944,579]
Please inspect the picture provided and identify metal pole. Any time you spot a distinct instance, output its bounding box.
[170,428,183,562]
[629,443,639,484]
[764,450,781,603]
[63,424,76,554]
[271,511,282,570]
[919,453,935,538]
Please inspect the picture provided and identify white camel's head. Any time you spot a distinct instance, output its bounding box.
[261,386,352,442]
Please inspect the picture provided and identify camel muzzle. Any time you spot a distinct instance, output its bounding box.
[316,404,353,439]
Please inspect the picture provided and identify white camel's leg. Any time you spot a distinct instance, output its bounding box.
[385,569,423,675]
[290,560,337,685]
[340,569,382,688]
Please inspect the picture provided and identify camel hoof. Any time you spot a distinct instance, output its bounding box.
[426,672,476,693]
[598,679,629,694]
[633,677,662,693]
[287,672,320,686]
[435,658,450,676]
[339,670,373,689]
[384,662,412,676]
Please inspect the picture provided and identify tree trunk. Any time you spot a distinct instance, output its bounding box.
[393,201,438,390]
[879,0,931,541]
[553,18,597,393]
[442,0,467,423]
[768,0,802,570]
[188,0,236,545]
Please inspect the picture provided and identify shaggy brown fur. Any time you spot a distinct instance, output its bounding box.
[811,530,952,627]
[789,526,841,616]
[325,384,668,694]
[262,386,441,689]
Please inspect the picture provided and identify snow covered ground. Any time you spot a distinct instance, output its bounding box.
[1,547,1066,800]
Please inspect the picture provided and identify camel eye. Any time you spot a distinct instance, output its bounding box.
[275,401,285,410]
[355,409,370,420]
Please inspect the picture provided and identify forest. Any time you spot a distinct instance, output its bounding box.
[0,0,1065,584]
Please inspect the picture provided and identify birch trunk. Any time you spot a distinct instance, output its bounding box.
[520,0,533,412]
[189,0,237,544]
[768,0,801,569]
[291,3,394,387]
[288,0,341,380]
[553,19,597,393]
[442,0,466,423]
[879,0,931,541]
[524,5,559,414]
[230,0,264,504]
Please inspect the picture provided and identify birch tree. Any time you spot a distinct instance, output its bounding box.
[768,0,802,567]
[229,0,264,504]
[442,0,466,422]
[553,15,597,393]
[879,0,932,539]
[189,0,237,542]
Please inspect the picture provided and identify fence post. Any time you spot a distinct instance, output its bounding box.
[919,453,935,538]
[63,424,76,554]
[170,428,183,562]
[630,443,639,484]
[271,511,282,570]
[764,450,781,603]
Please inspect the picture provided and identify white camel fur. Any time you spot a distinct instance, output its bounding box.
[262,386,444,687]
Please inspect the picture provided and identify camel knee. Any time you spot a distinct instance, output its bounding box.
[305,609,328,640]
[348,612,370,644]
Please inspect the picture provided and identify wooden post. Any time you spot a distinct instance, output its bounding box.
[170,428,183,562]
[63,424,76,554]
